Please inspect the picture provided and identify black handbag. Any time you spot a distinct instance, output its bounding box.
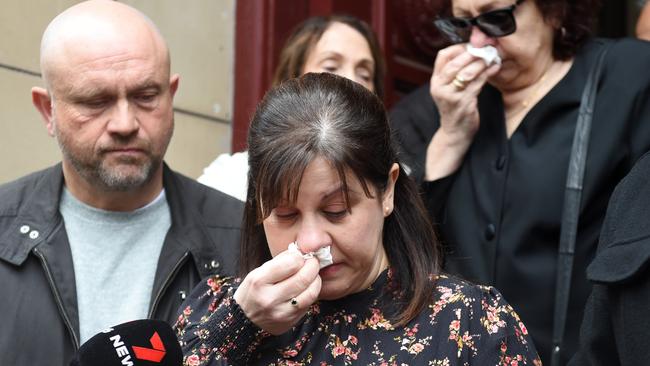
[550,44,610,366]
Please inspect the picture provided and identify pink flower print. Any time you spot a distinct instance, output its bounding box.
[363,308,393,329]
[406,324,419,337]
[439,287,453,301]
[208,299,218,312]
[450,320,461,331]
[206,277,220,292]
[186,354,200,366]
[408,343,425,355]
[283,349,298,357]
[370,312,381,325]
[380,362,397,366]
[348,335,358,345]
[183,306,192,316]
[519,321,528,335]
[332,345,346,357]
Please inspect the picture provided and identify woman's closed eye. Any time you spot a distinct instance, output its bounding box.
[273,209,298,221]
[271,206,348,222]
[322,203,349,221]
[356,68,372,82]
[323,66,339,73]
[322,209,347,219]
[318,59,341,73]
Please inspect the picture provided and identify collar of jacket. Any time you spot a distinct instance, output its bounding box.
[159,163,238,279]
[0,162,230,278]
[0,164,64,265]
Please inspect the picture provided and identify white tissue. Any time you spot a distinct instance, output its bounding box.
[288,242,333,269]
[466,44,502,66]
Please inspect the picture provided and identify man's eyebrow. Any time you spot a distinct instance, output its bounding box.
[68,80,162,99]
[67,85,112,100]
[130,79,163,93]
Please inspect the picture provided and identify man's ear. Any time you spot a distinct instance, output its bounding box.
[169,74,180,98]
[32,87,55,137]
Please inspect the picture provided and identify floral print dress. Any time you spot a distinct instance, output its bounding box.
[175,270,541,365]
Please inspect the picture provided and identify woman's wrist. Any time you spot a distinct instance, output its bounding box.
[202,289,267,364]
[424,128,474,181]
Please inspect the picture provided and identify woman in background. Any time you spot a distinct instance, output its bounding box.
[198,15,384,201]
[390,0,650,363]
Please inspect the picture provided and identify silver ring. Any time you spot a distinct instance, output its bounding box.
[290,298,298,307]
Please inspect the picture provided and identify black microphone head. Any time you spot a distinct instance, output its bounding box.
[70,319,182,366]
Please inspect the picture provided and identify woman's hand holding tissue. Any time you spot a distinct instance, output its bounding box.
[424,43,501,181]
[233,246,322,335]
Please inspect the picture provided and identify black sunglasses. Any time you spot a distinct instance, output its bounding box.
[434,0,525,44]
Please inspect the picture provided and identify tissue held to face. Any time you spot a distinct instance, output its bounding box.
[452,0,556,88]
[263,157,391,301]
[287,242,333,269]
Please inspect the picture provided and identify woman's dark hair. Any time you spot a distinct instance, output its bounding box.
[272,15,385,98]
[532,0,601,60]
[241,73,440,326]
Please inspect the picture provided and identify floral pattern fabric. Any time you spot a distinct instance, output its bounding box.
[175,270,541,365]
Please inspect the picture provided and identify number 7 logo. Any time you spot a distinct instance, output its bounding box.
[132,332,167,363]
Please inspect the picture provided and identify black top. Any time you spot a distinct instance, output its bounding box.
[176,270,541,365]
[569,151,650,366]
[389,38,650,364]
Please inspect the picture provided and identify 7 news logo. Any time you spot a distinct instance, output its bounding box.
[107,329,167,365]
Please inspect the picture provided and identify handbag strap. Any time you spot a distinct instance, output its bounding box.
[550,44,610,366]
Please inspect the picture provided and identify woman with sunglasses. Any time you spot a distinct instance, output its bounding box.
[390,0,650,364]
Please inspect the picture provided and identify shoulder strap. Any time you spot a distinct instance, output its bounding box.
[550,43,610,366]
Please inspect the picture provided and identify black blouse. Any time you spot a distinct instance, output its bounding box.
[175,270,541,365]
[389,38,650,364]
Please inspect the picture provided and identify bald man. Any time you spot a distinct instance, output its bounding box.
[0,1,242,364]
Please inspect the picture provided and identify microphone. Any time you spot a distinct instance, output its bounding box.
[70,319,183,366]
